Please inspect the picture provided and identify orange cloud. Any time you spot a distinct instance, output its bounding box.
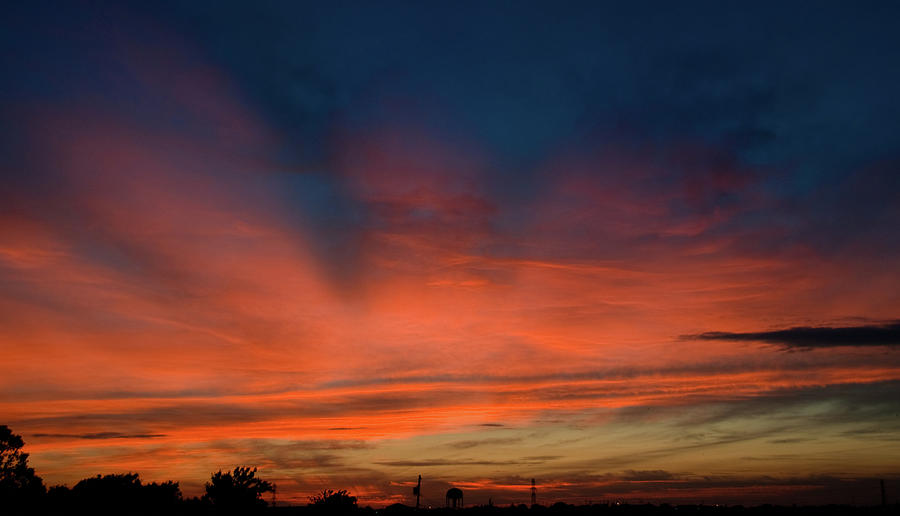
[3,45,900,507]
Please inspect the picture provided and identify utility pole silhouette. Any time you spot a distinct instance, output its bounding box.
[882,479,887,507]
[414,475,422,509]
[531,478,536,506]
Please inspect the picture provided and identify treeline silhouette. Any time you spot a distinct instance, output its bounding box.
[2,425,895,515]
[2,425,317,515]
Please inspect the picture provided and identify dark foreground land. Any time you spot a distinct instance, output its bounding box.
[10,502,899,516]
[341,503,896,516]
[362,503,900,516]
[4,426,896,515]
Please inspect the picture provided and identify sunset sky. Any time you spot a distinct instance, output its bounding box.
[2,1,900,507]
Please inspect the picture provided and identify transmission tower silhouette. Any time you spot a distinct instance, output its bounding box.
[414,475,421,509]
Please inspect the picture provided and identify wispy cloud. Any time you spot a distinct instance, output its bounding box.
[32,432,166,440]
[3,1,900,506]
[446,437,524,449]
[374,457,557,467]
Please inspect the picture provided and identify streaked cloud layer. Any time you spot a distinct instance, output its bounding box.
[2,1,900,507]
[687,321,900,349]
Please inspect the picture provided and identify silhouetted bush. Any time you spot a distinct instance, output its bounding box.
[205,466,274,513]
[309,488,358,511]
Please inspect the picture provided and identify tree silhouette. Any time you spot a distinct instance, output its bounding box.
[70,472,181,513]
[204,466,273,511]
[309,489,358,512]
[0,425,45,512]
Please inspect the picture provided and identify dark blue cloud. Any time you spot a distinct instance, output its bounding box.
[685,321,900,349]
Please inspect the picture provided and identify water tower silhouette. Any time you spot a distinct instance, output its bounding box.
[446,487,463,508]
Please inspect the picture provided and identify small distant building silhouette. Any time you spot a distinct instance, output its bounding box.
[446,487,463,508]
